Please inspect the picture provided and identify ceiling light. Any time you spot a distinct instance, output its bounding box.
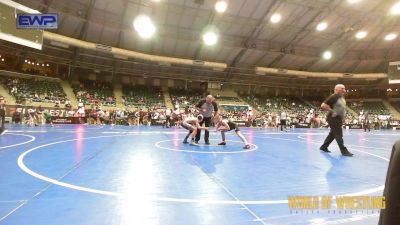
[1,58,4,62]
[50,41,69,49]
[202,31,218,46]
[316,22,328,31]
[215,1,228,13]
[17,5,30,11]
[390,2,400,15]
[355,31,367,39]
[347,0,362,4]
[0,33,42,50]
[385,33,397,41]
[47,64,50,67]
[270,13,281,23]
[133,15,156,39]
[323,51,332,60]
[24,59,28,62]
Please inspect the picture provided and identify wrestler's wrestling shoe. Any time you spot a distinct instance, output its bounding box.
[319,147,331,153]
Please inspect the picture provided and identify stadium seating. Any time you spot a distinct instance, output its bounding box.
[386,89,400,98]
[221,105,249,112]
[349,101,390,115]
[3,77,67,103]
[169,88,203,108]
[390,101,400,113]
[73,80,115,106]
[215,96,242,102]
[122,85,165,109]
[240,94,310,115]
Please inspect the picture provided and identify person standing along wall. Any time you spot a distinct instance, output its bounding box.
[0,97,6,135]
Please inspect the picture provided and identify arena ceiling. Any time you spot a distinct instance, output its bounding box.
[3,0,400,86]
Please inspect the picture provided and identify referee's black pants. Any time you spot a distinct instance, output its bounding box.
[321,116,347,153]
[195,116,211,142]
[280,119,286,131]
[0,116,6,133]
[364,122,370,132]
[0,109,5,132]
[0,116,4,130]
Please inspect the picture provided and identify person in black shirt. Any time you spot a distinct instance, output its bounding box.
[0,97,6,135]
[109,110,117,126]
[195,95,219,144]
[320,84,353,156]
[139,109,145,125]
[363,113,371,132]
[378,140,400,225]
[13,103,23,124]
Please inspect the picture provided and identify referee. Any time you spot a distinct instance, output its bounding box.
[320,84,353,157]
[195,95,218,144]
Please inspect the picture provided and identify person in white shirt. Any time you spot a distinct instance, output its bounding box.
[165,108,172,128]
[27,107,37,127]
[97,109,105,125]
[151,111,160,125]
[172,107,182,127]
[77,100,85,117]
[182,114,209,144]
[246,108,254,127]
[260,115,268,129]
[359,112,365,124]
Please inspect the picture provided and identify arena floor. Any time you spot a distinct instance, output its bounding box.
[0,125,395,225]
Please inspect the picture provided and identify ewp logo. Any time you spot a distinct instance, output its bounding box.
[17,14,58,29]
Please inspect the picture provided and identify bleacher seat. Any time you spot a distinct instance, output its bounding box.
[169,88,203,108]
[215,96,241,102]
[240,94,310,114]
[122,85,165,109]
[349,101,390,115]
[73,80,115,106]
[3,77,67,103]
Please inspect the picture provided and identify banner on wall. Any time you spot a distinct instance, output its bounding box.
[51,117,86,124]
[345,124,362,129]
